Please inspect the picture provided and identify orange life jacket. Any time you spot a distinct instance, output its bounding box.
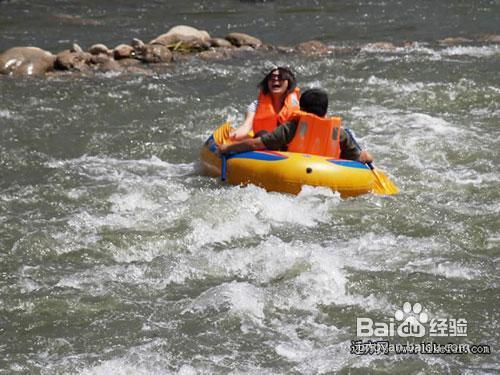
[253,87,300,134]
[287,112,342,158]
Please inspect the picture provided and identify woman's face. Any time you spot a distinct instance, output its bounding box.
[267,70,289,96]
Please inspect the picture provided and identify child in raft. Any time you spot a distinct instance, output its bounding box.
[218,88,374,164]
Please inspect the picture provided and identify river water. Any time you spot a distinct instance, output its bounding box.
[1,1,499,374]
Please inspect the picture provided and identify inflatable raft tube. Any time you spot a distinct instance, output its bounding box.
[200,127,389,197]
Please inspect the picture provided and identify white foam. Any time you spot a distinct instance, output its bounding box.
[186,184,340,247]
[184,281,265,325]
[360,43,499,60]
[78,339,174,375]
[0,109,20,120]
[402,259,483,281]
[441,45,500,58]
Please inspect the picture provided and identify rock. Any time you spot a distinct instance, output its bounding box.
[171,51,194,62]
[209,38,233,48]
[225,32,262,48]
[275,45,295,54]
[124,65,152,75]
[71,43,84,53]
[113,44,135,59]
[162,25,210,42]
[150,25,211,51]
[151,35,210,51]
[88,43,111,56]
[438,37,472,45]
[54,49,91,71]
[477,34,500,43]
[131,38,145,50]
[331,46,360,56]
[0,46,56,75]
[197,48,234,61]
[117,58,143,67]
[137,44,173,63]
[89,54,122,72]
[295,40,331,55]
[363,42,397,50]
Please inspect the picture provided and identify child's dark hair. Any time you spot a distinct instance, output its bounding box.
[299,88,328,117]
[258,67,297,95]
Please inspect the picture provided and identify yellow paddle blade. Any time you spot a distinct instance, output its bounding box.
[371,168,399,195]
[213,122,232,145]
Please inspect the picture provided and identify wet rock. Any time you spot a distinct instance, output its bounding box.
[124,65,152,75]
[171,51,194,62]
[275,45,295,54]
[117,58,142,67]
[209,38,233,48]
[150,25,211,51]
[438,37,473,45]
[137,44,173,63]
[477,34,500,43]
[197,47,234,61]
[0,46,56,75]
[363,42,397,50]
[71,43,84,53]
[402,40,418,48]
[88,43,112,56]
[151,35,211,51]
[89,54,121,72]
[131,38,145,50]
[225,32,262,48]
[54,49,91,71]
[113,44,135,59]
[295,40,331,55]
[331,46,360,56]
[159,25,210,42]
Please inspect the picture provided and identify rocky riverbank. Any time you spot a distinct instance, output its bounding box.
[1,25,499,77]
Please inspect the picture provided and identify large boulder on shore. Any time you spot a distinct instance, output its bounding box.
[225,32,262,48]
[0,46,55,75]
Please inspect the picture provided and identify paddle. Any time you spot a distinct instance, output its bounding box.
[345,128,399,195]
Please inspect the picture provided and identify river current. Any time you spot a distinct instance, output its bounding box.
[0,1,499,374]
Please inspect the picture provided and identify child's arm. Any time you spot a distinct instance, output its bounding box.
[340,128,374,163]
[218,137,266,154]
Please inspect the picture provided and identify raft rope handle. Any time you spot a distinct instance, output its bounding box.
[221,154,227,181]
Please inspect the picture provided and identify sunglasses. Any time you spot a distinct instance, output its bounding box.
[269,73,286,81]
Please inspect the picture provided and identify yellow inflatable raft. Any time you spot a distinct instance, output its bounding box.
[200,124,398,197]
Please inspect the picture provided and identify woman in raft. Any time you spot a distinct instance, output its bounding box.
[219,88,374,164]
[230,66,301,140]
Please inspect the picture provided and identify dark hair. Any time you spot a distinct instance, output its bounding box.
[299,88,328,117]
[258,67,297,95]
